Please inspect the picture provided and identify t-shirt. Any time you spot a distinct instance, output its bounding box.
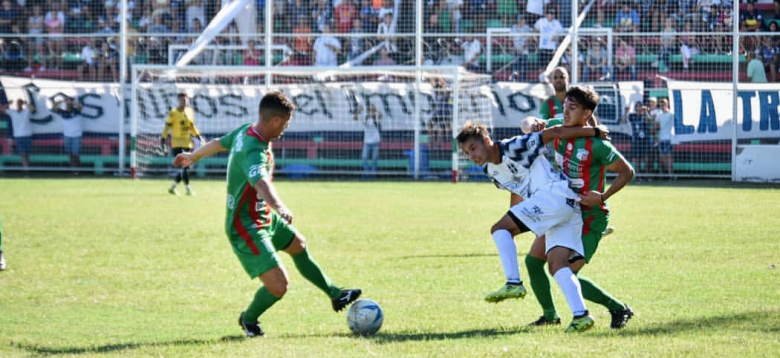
[628,113,650,140]
[747,58,768,83]
[484,132,578,201]
[539,96,563,119]
[656,112,674,141]
[219,124,275,241]
[552,137,622,214]
[59,108,82,137]
[534,18,564,50]
[511,23,532,54]
[162,107,201,149]
[8,109,32,137]
[361,115,380,144]
[313,35,341,67]
[615,9,640,30]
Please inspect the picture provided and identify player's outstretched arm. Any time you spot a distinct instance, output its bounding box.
[173,138,227,167]
[253,177,293,224]
[541,124,609,144]
[579,155,634,206]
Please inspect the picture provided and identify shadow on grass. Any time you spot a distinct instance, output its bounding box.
[370,327,531,343]
[400,253,495,260]
[13,335,245,356]
[593,309,780,337]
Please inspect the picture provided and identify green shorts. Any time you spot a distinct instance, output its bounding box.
[582,210,609,263]
[229,212,296,279]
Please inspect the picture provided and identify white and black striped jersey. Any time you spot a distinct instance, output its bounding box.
[483,132,579,201]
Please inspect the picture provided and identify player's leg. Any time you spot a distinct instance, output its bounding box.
[272,214,361,312]
[234,231,288,338]
[577,215,633,329]
[545,213,594,333]
[182,165,193,195]
[525,234,560,325]
[169,148,184,195]
[483,213,528,303]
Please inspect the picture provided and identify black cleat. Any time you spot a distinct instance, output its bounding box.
[609,305,634,329]
[238,312,265,338]
[332,288,362,312]
[527,316,562,327]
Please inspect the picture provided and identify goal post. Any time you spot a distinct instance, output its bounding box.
[129,65,493,181]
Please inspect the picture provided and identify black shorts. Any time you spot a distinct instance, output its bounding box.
[631,139,651,158]
[172,147,189,156]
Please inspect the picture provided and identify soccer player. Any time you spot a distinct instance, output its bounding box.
[172,91,361,337]
[525,86,635,329]
[161,93,204,196]
[539,67,568,120]
[457,120,609,332]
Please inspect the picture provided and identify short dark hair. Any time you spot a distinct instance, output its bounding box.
[177,92,187,99]
[456,120,490,144]
[259,91,296,120]
[565,86,599,112]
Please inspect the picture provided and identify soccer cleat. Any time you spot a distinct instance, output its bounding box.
[565,312,595,333]
[527,316,561,327]
[186,187,195,196]
[0,252,6,271]
[604,226,616,237]
[609,305,634,329]
[238,312,265,338]
[332,288,362,312]
[484,283,527,303]
[168,187,178,196]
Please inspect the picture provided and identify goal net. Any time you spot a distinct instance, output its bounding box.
[130,65,493,180]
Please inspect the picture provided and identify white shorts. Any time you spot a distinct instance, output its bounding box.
[508,192,584,257]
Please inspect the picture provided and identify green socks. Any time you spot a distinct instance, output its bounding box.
[578,275,626,311]
[525,255,559,321]
[292,248,341,299]
[244,286,280,323]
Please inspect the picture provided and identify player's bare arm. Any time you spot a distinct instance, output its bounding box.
[541,124,609,144]
[510,193,522,207]
[173,139,227,167]
[579,155,635,206]
[253,177,293,224]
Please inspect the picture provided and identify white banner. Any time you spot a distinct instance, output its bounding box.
[667,81,780,143]
[1,76,671,137]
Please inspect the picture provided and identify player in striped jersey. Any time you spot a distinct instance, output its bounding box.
[457,120,609,333]
[172,92,361,337]
[525,86,635,329]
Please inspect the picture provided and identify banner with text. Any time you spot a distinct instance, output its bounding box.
[667,81,780,143]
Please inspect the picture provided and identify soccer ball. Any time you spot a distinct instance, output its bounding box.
[520,116,540,134]
[346,299,383,336]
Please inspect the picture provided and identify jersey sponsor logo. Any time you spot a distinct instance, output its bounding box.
[234,131,244,152]
[227,194,235,210]
[248,164,263,178]
[567,143,573,151]
[520,206,543,222]
[576,149,589,161]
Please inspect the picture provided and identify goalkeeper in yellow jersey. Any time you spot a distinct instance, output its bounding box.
[161,93,204,196]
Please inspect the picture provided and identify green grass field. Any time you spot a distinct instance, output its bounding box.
[0,179,779,357]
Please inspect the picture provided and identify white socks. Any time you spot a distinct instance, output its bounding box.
[492,230,521,284]
[553,267,587,316]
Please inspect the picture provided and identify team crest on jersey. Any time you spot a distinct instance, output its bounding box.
[567,143,573,150]
[576,149,589,161]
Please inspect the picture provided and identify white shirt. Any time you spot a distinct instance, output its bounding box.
[8,109,32,137]
[484,132,579,201]
[526,0,550,16]
[81,45,96,65]
[534,18,564,50]
[511,24,532,54]
[313,35,341,67]
[462,39,481,65]
[377,22,397,53]
[362,119,380,144]
[60,112,83,137]
[656,112,674,141]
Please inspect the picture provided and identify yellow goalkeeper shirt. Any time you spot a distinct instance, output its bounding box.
[161,107,201,149]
